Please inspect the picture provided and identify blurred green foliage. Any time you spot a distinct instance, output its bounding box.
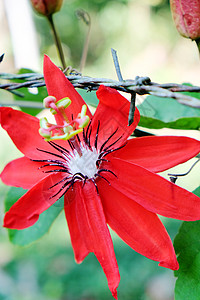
[32,0,174,75]
[33,0,132,67]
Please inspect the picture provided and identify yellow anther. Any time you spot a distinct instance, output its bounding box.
[78,115,90,129]
[80,104,87,118]
[39,128,52,139]
[63,125,73,134]
[40,96,89,144]
[40,117,49,129]
[67,129,83,139]
[46,128,83,141]
[56,97,71,109]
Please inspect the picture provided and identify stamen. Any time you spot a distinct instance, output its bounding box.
[35,123,126,202]
[40,97,90,143]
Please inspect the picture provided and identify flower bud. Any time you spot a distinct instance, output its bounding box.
[30,0,63,16]
[170,0,200,40]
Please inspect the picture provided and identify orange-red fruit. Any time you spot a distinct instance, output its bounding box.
[31,0,63,16]
[170,0,200,39]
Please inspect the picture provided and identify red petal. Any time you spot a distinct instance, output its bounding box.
[64,189,89,263]
[0,157,58,189]
[98,180,178,270]
[3,172,65,229]
[0,107,70,159]
[73,181,120,299]
[114,136,200,172]
[105,157,200,221]
[90,85,140,149]
[43,55,92,124]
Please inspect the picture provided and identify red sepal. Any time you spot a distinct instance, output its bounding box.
[43,55,92,124]
[114,135,200,172]
[90,85,140,149]
[106,157,200,221]
[4,172,65,229]
[71,181,120,299]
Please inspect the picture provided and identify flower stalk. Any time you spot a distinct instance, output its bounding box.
[47,14,67,70]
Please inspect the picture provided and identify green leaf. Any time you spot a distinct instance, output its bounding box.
[12,68,47,116]
[4,186,63,246]
[137,93,200,130]
[78,88,98,107]
[174,186,200,300]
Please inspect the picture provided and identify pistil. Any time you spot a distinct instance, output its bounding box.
[39,95,90,156]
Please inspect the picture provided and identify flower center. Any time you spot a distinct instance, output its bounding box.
[34,123,124,200]
[67,146,99,179]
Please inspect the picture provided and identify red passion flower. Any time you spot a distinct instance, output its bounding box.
[1,56,200,299]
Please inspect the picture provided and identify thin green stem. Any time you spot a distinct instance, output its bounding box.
[47,14,66,70]
[79,23,91,73]
[78,10,91,73]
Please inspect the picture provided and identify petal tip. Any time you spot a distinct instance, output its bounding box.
[43,54,51,64]
[3,212,39,230]
[111,289,118,300]
[159,259,179,271]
